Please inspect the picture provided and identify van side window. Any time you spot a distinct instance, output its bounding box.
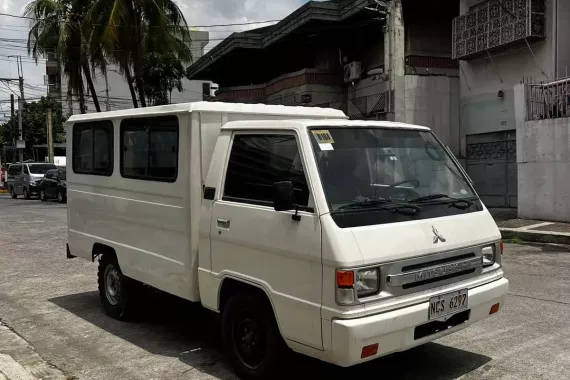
[8,165,20,175]
[72,121,114,176]
[223,134,310,208]
[120,116,179,182]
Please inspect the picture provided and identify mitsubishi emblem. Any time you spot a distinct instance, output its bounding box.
[432,226,446,244]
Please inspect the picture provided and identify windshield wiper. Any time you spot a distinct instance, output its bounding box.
[409,193,475,209]
[337,198,420,215]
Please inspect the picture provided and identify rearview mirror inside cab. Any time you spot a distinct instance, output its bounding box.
[273,181,294,212]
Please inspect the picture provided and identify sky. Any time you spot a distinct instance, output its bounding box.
[0,0,308,120]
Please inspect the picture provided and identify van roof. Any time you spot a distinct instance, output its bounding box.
[66,102,347,124]
[222,119,431,131]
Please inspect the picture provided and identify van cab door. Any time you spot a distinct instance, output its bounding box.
[209,131,323,350]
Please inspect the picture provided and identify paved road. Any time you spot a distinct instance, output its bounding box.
[1,196,569,380]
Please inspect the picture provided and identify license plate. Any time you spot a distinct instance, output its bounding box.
[428,289,468,320]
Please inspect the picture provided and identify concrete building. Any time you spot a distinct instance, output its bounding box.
[187,0,461,153]
[46,30,213,115]
[456,0,569,208]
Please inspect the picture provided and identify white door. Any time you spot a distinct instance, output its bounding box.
[210,132,323,350]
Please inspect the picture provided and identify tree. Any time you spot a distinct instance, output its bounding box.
[25,0,102,113]
[0,97,65,161]
[142,52,184,106]
[87,0,193,107]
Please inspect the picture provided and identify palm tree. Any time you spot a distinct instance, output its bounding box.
[25,0,102,113]
[88,0,192,107]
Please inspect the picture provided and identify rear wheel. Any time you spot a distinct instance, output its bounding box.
[23,187,30,200]
[98,255,137,320]
[222,293,287,380]
[40,189,47,201]
[9,187,17,199]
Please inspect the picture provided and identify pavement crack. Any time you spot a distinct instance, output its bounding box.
[507,292,570,306]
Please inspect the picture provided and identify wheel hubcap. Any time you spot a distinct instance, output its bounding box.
[233,317,265,369]
[104,265,121,306]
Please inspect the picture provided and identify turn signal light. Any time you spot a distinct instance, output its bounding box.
[361,343,379,359]
[336,270,354,287]
[489,303,500,315]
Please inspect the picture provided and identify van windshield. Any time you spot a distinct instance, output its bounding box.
[309,127,482,228]
[29,164,57,174]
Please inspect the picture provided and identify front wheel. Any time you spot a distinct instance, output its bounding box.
[57,190,66,203]
[40,189,47,201]
[23,187,30,200]
[222,294,287,380]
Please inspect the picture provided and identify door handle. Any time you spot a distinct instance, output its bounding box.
[217,219,231,229]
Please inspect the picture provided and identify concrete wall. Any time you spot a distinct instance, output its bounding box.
[517,117,570,222]
[458,0,555,157]
[401,75,460,155]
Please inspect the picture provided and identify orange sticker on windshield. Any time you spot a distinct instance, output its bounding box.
[312,130,334,144]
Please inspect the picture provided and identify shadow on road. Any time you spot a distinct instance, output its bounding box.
[49,290,491,380]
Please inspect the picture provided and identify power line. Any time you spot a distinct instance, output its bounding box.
[0,12,280,28]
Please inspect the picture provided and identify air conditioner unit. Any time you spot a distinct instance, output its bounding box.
[344,61,362,83]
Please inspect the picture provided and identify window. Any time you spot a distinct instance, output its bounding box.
[23,166,29,175]
[29,164,56,174]
[120,116,179,182]
[45,170,54,180]
[223,134,310,208]
[8,165,21,176]
[58,169,66,180]
[73,121,114,176]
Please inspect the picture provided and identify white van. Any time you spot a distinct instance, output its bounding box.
[66,102,508,379]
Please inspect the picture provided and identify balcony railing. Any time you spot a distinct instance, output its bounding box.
[452,0,546,60]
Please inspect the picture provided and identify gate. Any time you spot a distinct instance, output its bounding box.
[466,131,517,208]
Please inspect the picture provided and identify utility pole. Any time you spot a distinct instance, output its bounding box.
[7,56,25,162]
[47,108,54,163]
[10,94,15,163]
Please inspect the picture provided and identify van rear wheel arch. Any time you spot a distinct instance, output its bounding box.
[92,243,117,262]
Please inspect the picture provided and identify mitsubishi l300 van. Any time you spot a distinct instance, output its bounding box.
[65,103,508,380]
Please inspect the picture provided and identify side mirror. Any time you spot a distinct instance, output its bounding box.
[273,181,294,212]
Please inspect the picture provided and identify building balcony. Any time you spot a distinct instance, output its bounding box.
[452,0,546,60]
[215,68,344,103]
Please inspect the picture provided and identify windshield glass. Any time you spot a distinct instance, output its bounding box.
[310,127,481,227]
[29,164,57,175]
[58,169,67,180]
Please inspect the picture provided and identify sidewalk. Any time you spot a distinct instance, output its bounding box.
[0,321,67,380]
[489,209,570,245]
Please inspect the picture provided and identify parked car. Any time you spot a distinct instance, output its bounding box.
[39,168,67,203]
[7,162,57,199]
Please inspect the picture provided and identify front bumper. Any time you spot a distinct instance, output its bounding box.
[29,185,40,195]
[329,277,509,367]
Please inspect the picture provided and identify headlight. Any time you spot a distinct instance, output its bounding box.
[355,269,380,297]
[482,245,495,267]
[336,268,380,305]
[29,180,37,186]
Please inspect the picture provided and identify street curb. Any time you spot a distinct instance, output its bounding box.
[500,228,570,245]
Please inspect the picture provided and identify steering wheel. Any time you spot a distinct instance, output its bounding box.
[387,179,420,189]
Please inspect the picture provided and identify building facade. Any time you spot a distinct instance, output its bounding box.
[187,0,461,152]
[46,30,213,115]
[456,0,568,208]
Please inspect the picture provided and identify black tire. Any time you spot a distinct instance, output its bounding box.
[57,190,66,204]
[23,187,30,200]
[97,254,136,320]
[222,293,287,380]
[9,187,17,199]
[40,189,47,201]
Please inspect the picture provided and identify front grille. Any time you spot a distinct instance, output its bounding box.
[402,269,476,289]
[402,253,475,272]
